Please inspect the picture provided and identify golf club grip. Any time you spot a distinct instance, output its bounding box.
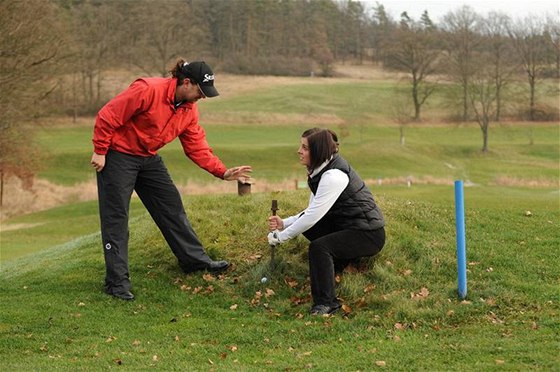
[271,199,278,216]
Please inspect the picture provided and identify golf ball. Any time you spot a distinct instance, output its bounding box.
[260,277,268,284]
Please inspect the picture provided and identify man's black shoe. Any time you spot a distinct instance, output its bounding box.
[309,304,341,316]
[182,260,229,274]
[105,288,135,301]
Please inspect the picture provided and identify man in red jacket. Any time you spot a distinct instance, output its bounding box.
[91,60,251,301]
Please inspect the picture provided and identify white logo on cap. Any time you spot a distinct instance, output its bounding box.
[202,74,214,83]
[105,243,112,250]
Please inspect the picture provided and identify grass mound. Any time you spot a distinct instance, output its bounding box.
[1,191,558,370]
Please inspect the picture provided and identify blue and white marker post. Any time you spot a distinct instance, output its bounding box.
[454,180,468,299]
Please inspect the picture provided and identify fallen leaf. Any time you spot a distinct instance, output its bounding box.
[402,269,413,276]
[265,288,275,298]
[495,359,505,365]
[203,273,215,282]
[375,360,386,367]
[113,358,122,365]
[284,277,298,288]
[78,302,85,307]
[152,355,158,362]
[132,340,141,346]
[105,336,116,343]
[229,345,238,352]
[229,304,238,310]
[356,297,367,308]
[394,323,405,330]
[531,321,538,330]
[485,298,496,306]
[364,284,376,293]
[220,352,228,360]
[341,304,352,315]
[174,336,180,342]
[410,287,430,300]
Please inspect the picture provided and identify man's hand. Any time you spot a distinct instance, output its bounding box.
[223,165,252,182]
[91,153,106,172]
[267,230,281,247]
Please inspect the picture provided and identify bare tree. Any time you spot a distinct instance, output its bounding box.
[480,12,517,121]
[442,6,482,121]
[508,16,549,121]
[0,0,68,190]
[121,0,210,77]
[544,15,560,78]
[468,59,499,153]
[385,11,439,120]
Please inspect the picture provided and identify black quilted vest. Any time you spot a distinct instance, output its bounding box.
[307,154,384,231]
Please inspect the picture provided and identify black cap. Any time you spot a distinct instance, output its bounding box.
[181,61,219,98]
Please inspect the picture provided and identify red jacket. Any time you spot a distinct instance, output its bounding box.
[93,77,227,178]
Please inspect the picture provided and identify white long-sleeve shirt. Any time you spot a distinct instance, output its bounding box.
[277,163,349,242]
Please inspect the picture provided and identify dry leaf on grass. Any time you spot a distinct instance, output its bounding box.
[363,284,376,293]
[410,287,430,300]
[284,277,299,288]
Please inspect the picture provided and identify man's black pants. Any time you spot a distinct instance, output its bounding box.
[97,150,212,293]
[303,219,385,308]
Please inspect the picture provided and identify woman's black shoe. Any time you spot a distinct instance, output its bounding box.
[105,289,135,301]
[309,304,341,316]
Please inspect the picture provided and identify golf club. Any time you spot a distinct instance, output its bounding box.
[261,199,279,284]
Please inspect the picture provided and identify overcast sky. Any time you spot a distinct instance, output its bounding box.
[360,0,560,22]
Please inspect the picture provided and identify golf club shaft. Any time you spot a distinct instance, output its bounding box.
[270,200,278,270]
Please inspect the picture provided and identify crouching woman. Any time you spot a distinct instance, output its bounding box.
[267,128,385,315]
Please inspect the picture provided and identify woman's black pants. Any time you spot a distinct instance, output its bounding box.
[303,219,385,308]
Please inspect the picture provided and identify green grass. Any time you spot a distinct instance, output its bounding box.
[34,122,559,186]
[1,76,558,370]
[1,191,558,370]
[0,199,146,261]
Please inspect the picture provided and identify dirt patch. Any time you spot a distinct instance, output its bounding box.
[1,222,45,232]
[492,176,559,188]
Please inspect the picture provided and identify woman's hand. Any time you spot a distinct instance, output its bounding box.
[268,215,284,231]
[223,165,252,182]
[91,153,106,172]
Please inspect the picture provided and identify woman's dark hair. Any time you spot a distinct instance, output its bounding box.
[170,58,188,86]
[302,128,339,171]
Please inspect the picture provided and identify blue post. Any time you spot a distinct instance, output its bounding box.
[454,180,468,299]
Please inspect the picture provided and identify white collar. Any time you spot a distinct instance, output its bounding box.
[309,156,333,178]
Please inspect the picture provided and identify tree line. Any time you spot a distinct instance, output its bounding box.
[1,0,558,185]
